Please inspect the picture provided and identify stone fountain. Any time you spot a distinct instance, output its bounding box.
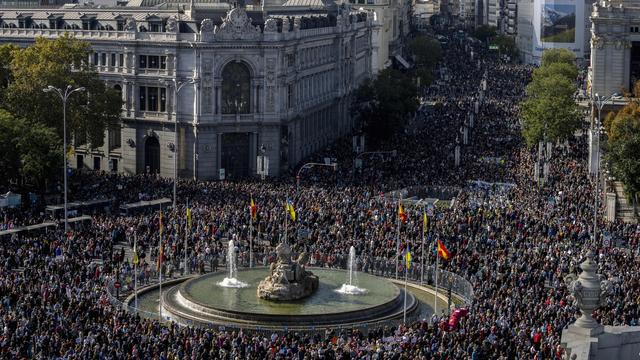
[218,239,248,288]
[336,246,367,295]
[257,241,319,301]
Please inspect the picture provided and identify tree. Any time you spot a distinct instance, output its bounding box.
[606,113,640,212]
[0,44,19,96]
[409,36,442,71]
[521,95,582,146]
[532,62,578,83]
[474,25,497,43]
[0,109,21,187]
[17,123,63,189]
[540,48,575,67]
[409,36,442,88]
[493,34,519,60]
[526,73,576,100]
[519,49,581,146]
[352,69,418,144]
[0,109,62,189]
[3,34,121,148]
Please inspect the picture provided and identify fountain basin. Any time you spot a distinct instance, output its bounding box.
[160,268,419,329]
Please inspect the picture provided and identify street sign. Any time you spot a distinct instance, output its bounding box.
[114,281,121,289]
[219,168,225,180]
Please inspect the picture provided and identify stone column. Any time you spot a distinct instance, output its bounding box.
[216,133,222,179]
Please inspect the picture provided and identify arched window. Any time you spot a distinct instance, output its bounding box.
[221,61,251,114]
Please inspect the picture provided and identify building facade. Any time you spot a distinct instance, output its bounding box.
[516,0,591,64]
[0,2,374,179]
[589,0,640,97]
[347,0,411,73]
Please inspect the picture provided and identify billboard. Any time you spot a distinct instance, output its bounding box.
[532,0,585,62]
[541,4,576,43]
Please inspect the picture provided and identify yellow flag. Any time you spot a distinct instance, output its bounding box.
[286,201,296,221]
[133,244,139,265]
[186,207,192,228]
[405,250,411,270]
[423,212,428,233]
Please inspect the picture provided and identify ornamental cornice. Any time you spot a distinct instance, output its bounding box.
[591,34,632,49]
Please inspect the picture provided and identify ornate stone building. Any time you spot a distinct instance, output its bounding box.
[0,2,374,179]
[589,0,640,97]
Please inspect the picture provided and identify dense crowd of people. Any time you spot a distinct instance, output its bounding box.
[1,32,639,360]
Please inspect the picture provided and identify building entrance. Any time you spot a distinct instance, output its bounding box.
[145,136,160,174]
[221,133,250,178]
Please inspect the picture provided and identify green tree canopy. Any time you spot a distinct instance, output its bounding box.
[606,113,640,207]
[409,36,442,70]
[408,35,442,88]
[352,69,418,143]
[526,73,576,100]
[3,34,121,148]
[0,44,19,96]
[540,48,575,67]
[521,95,582,146]
[519,48,581,146]
[532,62,578,83]
[474,25,497,43]
[493,34,519,60]
[0,109,62,188]
[0,109,21,187]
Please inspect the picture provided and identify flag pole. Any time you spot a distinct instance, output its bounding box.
[158,203,163,318]
[395,195,402,279]
[434,245,439,320]
[184,198,189,275]
[249,196,253,268]
[285,200,288,245]
[134,232,138,313]
[421,204,425,285]
[403,253,408,324]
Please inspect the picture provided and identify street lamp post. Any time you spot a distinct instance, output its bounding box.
[42,85,85,232]
[296,162,338,192]
[164,78,197,209]
[591,93,614,247]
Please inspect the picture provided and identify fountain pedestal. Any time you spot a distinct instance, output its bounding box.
[257,242,319,301]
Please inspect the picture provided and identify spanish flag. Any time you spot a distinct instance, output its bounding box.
[286,200,296,221]
[398,203,407,224]
[186,206,192,228]
[250,197,257,221]
[405,249,411,270]
[437,239,450,260]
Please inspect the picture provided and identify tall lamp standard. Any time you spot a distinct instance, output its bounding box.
[163,77,197,208]
[42,85,85,232]
[591,93,614,247]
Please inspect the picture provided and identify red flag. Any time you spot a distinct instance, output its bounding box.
[437,239,451,260]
